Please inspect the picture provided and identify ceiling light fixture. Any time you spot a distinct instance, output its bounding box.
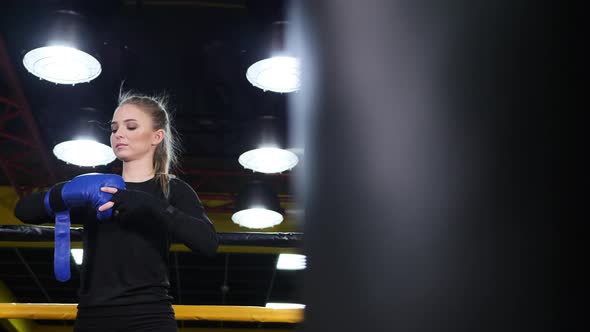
[23,10,101,85]
[246,56,299,93]
[53,115,116,167]
[238,115,299,173]
[239,147,298,174]
[232,180,284,229]
[246,21,299,93]
[53,139,115,167]
[23,45,101,85]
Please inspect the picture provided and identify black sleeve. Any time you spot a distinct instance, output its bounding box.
[163,179,219,257]
[14,182,86,225]
[14,191,51,225]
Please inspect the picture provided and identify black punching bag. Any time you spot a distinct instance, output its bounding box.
[290,1,561,331]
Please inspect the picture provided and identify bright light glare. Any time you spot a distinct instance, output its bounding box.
[23,46,101,84]
[276,253,306,270]
[266,303,306,309]
[231,208,284,229]
[246,56,300,93]
[239,147,299,174]
[53,139,116,167]
[70,249,83,265]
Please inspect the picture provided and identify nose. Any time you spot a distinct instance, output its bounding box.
[112,133,124,144]
[113,130,124,139]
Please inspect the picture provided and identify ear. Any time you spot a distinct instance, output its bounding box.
[152,129,165,145]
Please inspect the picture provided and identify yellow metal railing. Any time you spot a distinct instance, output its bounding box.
[0,303,303,323]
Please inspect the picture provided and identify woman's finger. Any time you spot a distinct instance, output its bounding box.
[100,187,118,194]
[98,201,115,212]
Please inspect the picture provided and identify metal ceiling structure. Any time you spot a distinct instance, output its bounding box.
[0,1,302,331]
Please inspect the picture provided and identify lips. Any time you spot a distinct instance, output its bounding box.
[115,144,128,149]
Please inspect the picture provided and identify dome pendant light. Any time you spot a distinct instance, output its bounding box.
[232,180,284,229]
[53,139,115,167]
[239,147,298,174]
[53,114,116,167]
[246,56,300,93]
[23,10,101,85]
[246,21,300,93]
[238,115,299,174]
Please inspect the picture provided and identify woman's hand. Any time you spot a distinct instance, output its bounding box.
[97,187,166,220]
[98,187,118,212]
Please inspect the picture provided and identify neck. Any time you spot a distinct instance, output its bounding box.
[121,158,156,182]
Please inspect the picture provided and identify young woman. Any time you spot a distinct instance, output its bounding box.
[14,92,219,332]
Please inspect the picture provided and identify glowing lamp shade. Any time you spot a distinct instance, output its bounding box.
[232,180,284,229]
[239,147,298,174]
[53,139,116,167]
[23,46,101,85]
[266,303,306,309]
[231,208,283,229]
[70,249,83,265]
[246,56,300,93]
[276,253,306,270]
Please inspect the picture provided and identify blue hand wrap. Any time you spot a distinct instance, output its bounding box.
[54,211,71,282]
[44,173,126,282]
[44,186,70,281]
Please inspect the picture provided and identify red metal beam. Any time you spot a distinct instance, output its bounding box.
[0,100,21,125]
[0,34,57,197]
[0,132,39,148]
[0,96,19,108]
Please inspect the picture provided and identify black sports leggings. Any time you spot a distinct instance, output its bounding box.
[73,311,177,332]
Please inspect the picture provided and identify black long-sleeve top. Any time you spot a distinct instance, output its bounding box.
[14,177,218,312]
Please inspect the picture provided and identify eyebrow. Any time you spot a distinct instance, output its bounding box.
[110,119,138,125]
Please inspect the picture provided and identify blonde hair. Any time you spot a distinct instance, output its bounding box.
[117,90,180,198]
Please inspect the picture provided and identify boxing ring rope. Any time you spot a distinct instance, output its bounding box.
[0,304,303,322]
[0,225,304,323]
[0,225,303,247]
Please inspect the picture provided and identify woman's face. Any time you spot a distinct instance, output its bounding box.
[110,104,163,162]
